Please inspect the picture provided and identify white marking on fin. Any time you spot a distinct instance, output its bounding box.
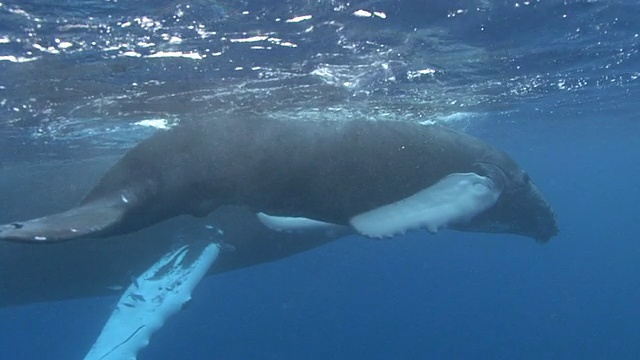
[84,243,220,360]
[350,173,501,238]
[257,213,349,235]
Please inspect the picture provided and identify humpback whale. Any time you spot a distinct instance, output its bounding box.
[0,117,558,246]
[0,117,559,359]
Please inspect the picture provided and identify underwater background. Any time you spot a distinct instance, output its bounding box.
[0,0,639,359]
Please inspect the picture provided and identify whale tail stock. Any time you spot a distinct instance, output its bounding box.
[0,196,127,243]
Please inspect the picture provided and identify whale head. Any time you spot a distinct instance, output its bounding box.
[452,154,559,243]
[473,175,558,242]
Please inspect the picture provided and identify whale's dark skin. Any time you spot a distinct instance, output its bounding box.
[0,117,558,244]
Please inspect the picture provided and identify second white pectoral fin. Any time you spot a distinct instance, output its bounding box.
[84,242,221,360]
[257,212,349,235]
[350,173,501,238]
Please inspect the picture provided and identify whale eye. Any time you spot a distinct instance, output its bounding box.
[12,223,24,229]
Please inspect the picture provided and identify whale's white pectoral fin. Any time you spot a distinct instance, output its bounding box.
[350,173,502,238]
[257,212,351,236]
[84,242,221,360]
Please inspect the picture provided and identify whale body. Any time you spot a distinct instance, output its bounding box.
[0,117,559,307]
[0,117,558,244]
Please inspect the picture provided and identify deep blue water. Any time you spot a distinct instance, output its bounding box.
[1,0,639,359]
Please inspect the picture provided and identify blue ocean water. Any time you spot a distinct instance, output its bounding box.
[0,0,638,359]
